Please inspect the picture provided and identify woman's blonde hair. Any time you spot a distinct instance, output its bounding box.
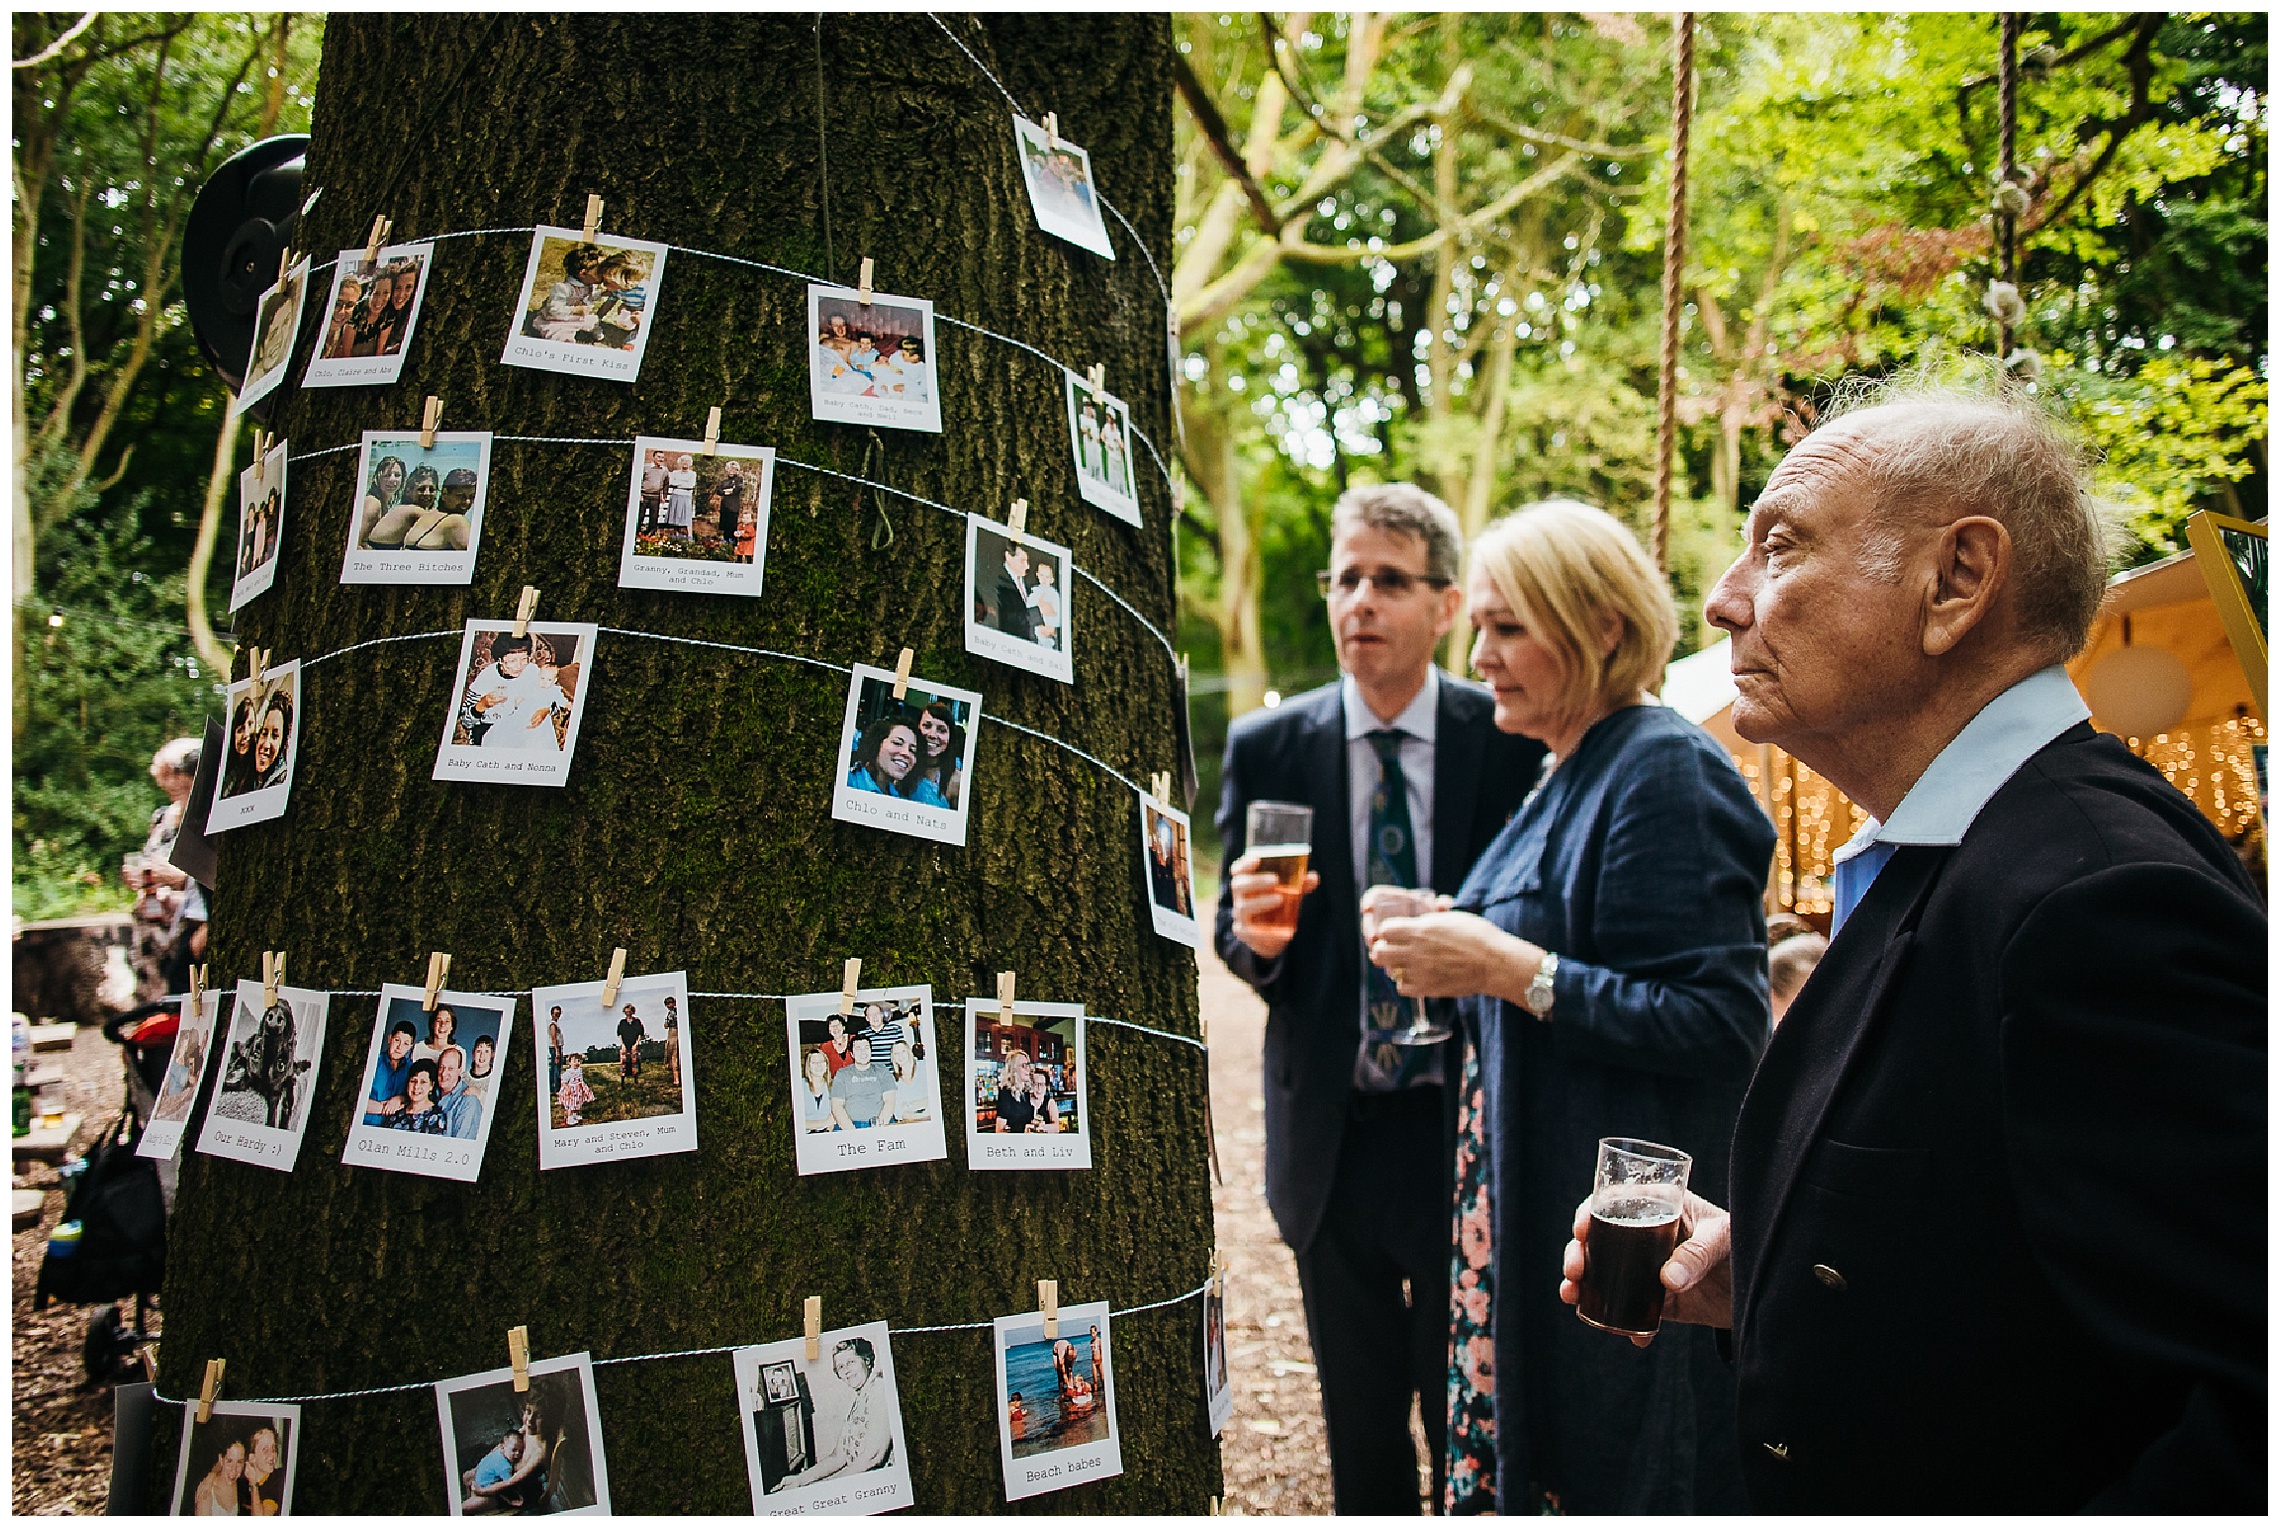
[1469,499,1679,726]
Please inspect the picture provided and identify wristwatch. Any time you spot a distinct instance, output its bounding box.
[1523,951,1559,1020]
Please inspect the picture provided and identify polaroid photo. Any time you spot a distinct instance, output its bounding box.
[1014,116,1115,261]
[502,225,668,384]
[993,1301,1122,1502]
[964,513,1074,685]
[339,430,494,586]
[1064,372,1142,527]
[433,621,598,788]
[436,1351,610,1515]
[302,240,436,388]
[732,1321,913,1515]
[208,659,302,835]
[964,999,1091,1172]
[169,1400,300,1515]
[138,989,226,1162]
[806,284,943,434]
[194,978,329,1173]
[238,256,311,410]
[1139,791,1201,948]
[340,984,516,1183]
[830,663,981,847]
[229,437,288,613]
[1204,1276,1232,1436]
[529,970,697,1170]
[618,435,776,598]
[785,985,948,1176]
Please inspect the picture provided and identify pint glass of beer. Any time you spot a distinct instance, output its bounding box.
[1244,801,1315,939]
[1576,1137,1692,1337]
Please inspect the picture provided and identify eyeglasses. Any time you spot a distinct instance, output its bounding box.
[1316,566,1453,598]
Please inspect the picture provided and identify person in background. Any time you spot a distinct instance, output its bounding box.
[1766,930,1828,1027]
[126,736,202,1002]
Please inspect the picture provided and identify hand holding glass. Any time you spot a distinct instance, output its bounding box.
[1243,801,1315,939]
[1361,886,1454,1046]
[1575,1137,1692,1337]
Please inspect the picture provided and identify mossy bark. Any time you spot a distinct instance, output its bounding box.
[153,14,1209,1513]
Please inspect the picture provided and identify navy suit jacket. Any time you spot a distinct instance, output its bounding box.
[1730,724,2266,1511]
[1213,676,1545,1253]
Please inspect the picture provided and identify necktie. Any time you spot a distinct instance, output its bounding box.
[1357,730,1443,1091]
[1831,839,1897,936]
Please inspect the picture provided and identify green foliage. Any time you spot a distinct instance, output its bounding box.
[2050,352,2271,558]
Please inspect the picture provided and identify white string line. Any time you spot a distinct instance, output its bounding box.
[152,1278,1213,1407]
[926,317,1172,487]
[299,628,459,670]
[1087,1014,1206,1051]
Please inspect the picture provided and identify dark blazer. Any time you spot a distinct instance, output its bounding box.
[1730,723,2267,1512]
[1214,675,1544,1253]
[992,564,1036,640]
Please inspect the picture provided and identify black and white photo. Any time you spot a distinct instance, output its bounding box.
[502,226,667,384]
[433,622,597,788]
[230,437,288,612]
[436,1351,610,1515]
[830,664,980,847]
[965,998,1091,1172]
[339,430,493,586]
[303,240,435,387]
[194,977,329,1173]
[733,1322,914,1515]
[341,984,515,1182]
[785,985,947,1176]
[208,659,301,835]
[1013,116,1115,260]
[1064,372,1141,526]
[965,513,1074,685]
[238,257,310,410]
[806,284,943,433]
[617,435,775,598]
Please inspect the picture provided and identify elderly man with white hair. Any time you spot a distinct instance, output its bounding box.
[1560,387,2265,1511]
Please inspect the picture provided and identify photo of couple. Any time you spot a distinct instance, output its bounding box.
[208,659,299,835]
[168,1401,298,1515]
[618,436,775,598]
[341,987,512,1183]
[785,986,948,1176]
[734,1322,914,1515]
[993,1301,1122,1502]
[303,240,434,388]
[806,285,944,432]
[965,515,1075,684]
[502,226,668,383]
[531,971,698,1170]
[436,1354,609,1515]
[965,999,1092,1172]
[1014,116,1115,260]
[238,257,309,410]
[433,621,598,789]
[230,438,287,612]
[1064,374,1142,526]
[1140,792,1201,947]
[195,978,330,1173]
[340,431,492,584]
[831,665,981,847]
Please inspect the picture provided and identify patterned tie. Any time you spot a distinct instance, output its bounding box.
[1356,729,1444,1091]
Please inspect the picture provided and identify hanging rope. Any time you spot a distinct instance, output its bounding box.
[1652,13,1696,575]
[1991,13,2030,383]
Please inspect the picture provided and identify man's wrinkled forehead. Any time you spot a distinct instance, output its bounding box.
[1751,418,1888,535]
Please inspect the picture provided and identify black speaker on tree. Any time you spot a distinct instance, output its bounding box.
[179,133,310,416]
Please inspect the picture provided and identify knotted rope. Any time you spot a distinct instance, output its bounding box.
[1652,12,1697,574]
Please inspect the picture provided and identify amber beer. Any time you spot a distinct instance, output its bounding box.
[1575,1136,1692,1338]
[1244,800,1316,939]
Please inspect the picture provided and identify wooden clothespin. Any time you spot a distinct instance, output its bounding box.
[804,1296,823,1363]
[273,249,291,295]
[246,647,268,687]
[423,951,452,1012]
[1152,771,1173,803]
[601,948,627,1008]
[700,405,721,458]
[187,964,207,1019]
[514,586,540,639]
[1044,113,1060,150]
[997,970,1017,1026]
[508,1325,530,1393]
[251,427,271,462]
[839,958,862,1018]
[856,256,874,305]
[363,214,392,266]
[1087,363,1106,398]
[1210,1497,1223,1515]
[1040,1279,1060,1340]
[891,646,914,700]
[1213,1247,1227,1296]
[261,951,284,1008]
[1006,498,1028,538]
[1177,651,1192,687]
[582,194,603,242]
[197,1357,225,1423]
[419,395,442,450]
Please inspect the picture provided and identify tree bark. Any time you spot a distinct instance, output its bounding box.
[152,14,1210,1514]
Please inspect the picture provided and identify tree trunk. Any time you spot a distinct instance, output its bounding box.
[152,14,1211,1515]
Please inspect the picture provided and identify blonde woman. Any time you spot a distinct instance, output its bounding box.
[1364,500,1774,1515]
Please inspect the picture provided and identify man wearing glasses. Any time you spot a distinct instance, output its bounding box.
[1216,483,1544,1513]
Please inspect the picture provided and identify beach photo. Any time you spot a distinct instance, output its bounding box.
[340,985,515,1182]
[303,240,435,388]
[733,1322,913,1515]
[339,430,493,586]
[829,664,981,847]
[1064,372,1142,526]
[238,257,310,410]
[207,659,301,835]
[806,284,943,433]
[435,1352,609,1515]
[1139,791,1201,947]
[137,988,225,1162]
[529,970,697,1170]
[965,513,1075,685]
[501,225,668,383]
[964,998,1091,1172]
[168,1400,299,1515]
[230,437,288,612]
[993,1302,1122,1501]
[194,978,330,1173]
[617,435,775,598]
[432,621,598,789]
[784,985,948,1176]
[1013,116,1115,260]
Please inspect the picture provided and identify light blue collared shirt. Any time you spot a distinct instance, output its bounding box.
[1830,665,2091,932]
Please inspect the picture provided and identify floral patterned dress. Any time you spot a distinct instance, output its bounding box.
[1444,1023,1497,1513]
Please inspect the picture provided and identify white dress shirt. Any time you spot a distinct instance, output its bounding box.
[1343,666,1440,895]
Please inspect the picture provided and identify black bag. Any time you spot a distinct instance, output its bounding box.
[33,1106,166,1309]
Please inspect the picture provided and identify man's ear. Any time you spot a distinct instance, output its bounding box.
[1922,515,2010,657]
[1432,578,1465,639]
